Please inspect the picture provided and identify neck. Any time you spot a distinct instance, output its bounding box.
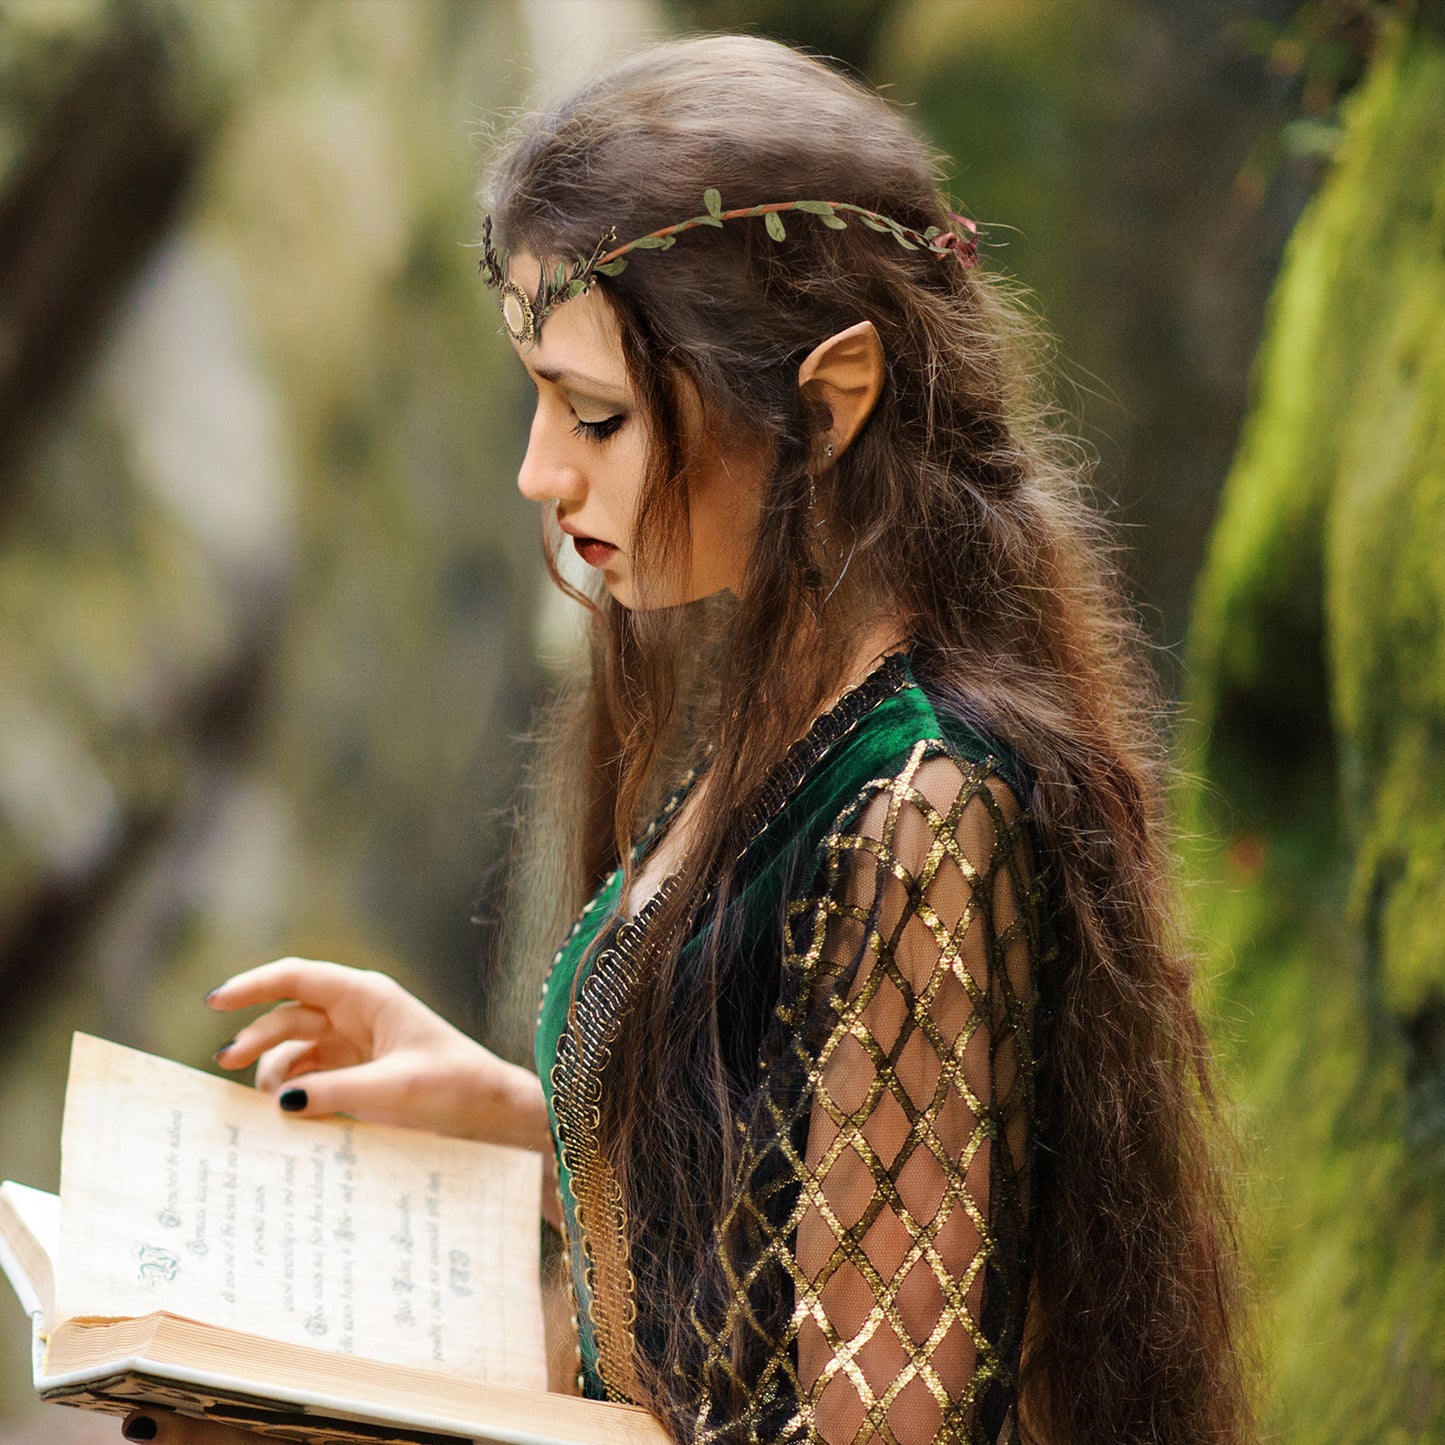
[830,622,906,698]
[790,614,909,748]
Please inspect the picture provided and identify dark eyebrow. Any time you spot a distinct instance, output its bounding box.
[531,364,628,397]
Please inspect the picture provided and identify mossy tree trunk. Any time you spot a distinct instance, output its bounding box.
[1184,15,1445,1439]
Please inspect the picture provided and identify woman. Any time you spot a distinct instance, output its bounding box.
[119,34,1252,1445]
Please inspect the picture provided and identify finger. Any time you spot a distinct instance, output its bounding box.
[122,1409,262,1443]
[205,957,387,1015]
[266,1055,433,1126]
[280,1039,364,1079]
[121,1409,159,1441]
[253,1038,321,1094]
[215,1002,330,1069]
[255,1036,368,1094]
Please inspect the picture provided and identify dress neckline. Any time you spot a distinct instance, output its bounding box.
[621,650,914,919]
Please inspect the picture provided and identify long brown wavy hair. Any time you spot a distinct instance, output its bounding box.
[484,34,1253,1445]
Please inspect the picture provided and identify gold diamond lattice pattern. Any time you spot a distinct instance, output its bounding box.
[683,743,1045,1445]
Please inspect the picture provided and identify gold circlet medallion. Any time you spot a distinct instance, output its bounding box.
[499,280,536,346]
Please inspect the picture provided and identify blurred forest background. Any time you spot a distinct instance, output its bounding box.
[0,0,1441,1440]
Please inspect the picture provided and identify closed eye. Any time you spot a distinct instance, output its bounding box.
[572,414,625,443]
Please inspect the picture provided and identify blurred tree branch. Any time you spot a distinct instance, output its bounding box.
[0,5,216,495]
[1231,0,1445,199]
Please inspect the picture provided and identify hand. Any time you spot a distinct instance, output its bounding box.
[120,1410,263,1443]
[206,957,550,1152]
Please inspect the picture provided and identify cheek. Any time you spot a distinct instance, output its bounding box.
[689,448,765,558]
[605,432,651,535]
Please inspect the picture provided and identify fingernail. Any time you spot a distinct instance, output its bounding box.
[213,1039,236,1061]
[203,986,222,1004]
[279,1088,308,1113]
[123,1417,158,1441]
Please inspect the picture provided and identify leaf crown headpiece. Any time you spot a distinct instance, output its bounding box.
[479,188,979,346]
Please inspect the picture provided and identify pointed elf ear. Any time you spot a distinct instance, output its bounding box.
[797,320,885,468]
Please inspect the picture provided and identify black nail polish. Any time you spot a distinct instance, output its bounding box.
[280,1088,308,1113]
[123,1416,158,1441]
[213,1039,236,1061]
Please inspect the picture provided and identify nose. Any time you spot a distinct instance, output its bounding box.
[516,402,584,505]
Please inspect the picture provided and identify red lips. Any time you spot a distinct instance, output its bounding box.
[573,537,618,568]
[559,518,618,569]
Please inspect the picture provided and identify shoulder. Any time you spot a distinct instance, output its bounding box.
[801,655,1029,825]
[765,653,1033,888]
[831,741,1027,870]
[782,673,1045,998]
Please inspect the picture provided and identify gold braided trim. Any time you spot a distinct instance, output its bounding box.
[542,765,704,1398]
[549,657,911,1404]
[549,874,684,1404]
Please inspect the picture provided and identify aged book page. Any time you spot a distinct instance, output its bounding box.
[55,1034,546,1390]
[0,1180,59,1320]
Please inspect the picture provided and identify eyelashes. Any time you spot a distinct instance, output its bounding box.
[571,414,625,443]
[525,377,626,444]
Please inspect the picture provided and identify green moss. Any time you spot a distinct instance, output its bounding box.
[1316,37,1445,1029]
[1183,23,1445,1440]
[1181,200,1333,831]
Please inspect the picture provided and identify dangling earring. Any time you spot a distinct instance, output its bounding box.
[802,443,833,590]
[801,443,854,615]
[802,479,824,594]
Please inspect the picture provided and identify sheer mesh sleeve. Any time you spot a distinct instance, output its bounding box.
[682,741,1044,1445]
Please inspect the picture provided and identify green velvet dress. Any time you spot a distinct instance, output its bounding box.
[534,653,1052,1445]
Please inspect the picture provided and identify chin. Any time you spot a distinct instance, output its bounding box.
[601,577,636,610]
[604,567,736,612]
[604,571,669,611]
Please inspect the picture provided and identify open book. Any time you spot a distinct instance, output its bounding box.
[0,1034,667,1444]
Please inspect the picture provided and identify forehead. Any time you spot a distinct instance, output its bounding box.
[505,250,628,386]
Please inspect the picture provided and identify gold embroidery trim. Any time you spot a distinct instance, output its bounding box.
[549,873,683,1404]
[547,654,915,1403]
